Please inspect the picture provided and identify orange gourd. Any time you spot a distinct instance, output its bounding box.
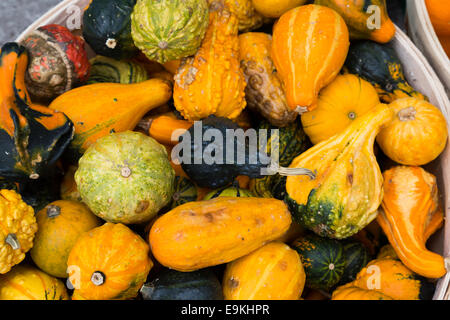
[376,166,446,279]
[425,0,450,37]
[149,197,292,271]
[332,283,394,300]
[271,4,350,113]
[376,98,448,166]
[67,223,153,300]
[222,242,306,300]
[174,1,247,121]
[149,116,193,145]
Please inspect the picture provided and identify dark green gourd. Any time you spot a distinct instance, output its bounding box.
[83,0,138,59]
[140,268,223,300]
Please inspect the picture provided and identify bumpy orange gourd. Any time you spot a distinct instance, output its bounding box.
[376,98,448,166]
[149,197,292,271]
[223,242,305,300]
[218,0,266,32]
[376,166,446,279]
[0,265,69,300]
[67,223,153,300]
[315,0,395,43]
[174,2,246,121]
[239,32,297,126]
[271,4,349,113]
[301,74,380,144]
[351,259,433,300]
[332,283,394,300]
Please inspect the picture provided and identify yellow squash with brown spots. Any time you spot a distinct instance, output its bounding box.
[0,189,37,274]
[149,197,292,271]
[174,1,246,121]
[239,32,296,126]
[223,241,305,299]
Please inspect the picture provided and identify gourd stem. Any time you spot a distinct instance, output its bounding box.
[5,233,20,250]
[276,167,316,179]
[397,107,416,121]
[91,271,106,286]
[47,205,61,218]
[121,166,132,178]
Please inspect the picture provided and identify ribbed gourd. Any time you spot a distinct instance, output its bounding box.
[314,0,396,43]
[0,189,37,274]
[87,56,149,84]
[131,0,209,64]
[376,166,447,279]
[239,32,297,126]
[173,1,247,121]
[223,242,306,300]
[301,74,380,145]
[271,4,350,113]
[285,104,394,239]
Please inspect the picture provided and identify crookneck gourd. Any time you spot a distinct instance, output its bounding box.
[48,78,172,163]
[271,4,350,113]
[0,189,37,274]
[239,32,297,127]
[173,1,247,121]
[219,0,266,32]
[0,42,74,181]
[377,166,447,279]
[285,104,394,239]
[344,40,427,103]
[314,0,396,43]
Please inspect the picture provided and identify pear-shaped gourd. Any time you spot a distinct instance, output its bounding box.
[49,78,172,163]
[285,104,394,239]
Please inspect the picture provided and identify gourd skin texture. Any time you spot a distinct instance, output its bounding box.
[271,4,350,113]
[0,265,68,300]
[75,131,175,224]
[252,0,308,18]
[286,104,394,239]
[0,43,74,181]
[174,3,247,121]
[223,242,305,300]
[131,0,209,64]
[30,200,102,278]
[332,283,393,300]
[0,190,37,274]
[314,0,395,43]
[87,55,149,84]
[149,197,292,271]
[351,259,434,300]
[376,166,446,279]
[49,78,172,162]
[239,32,297,126]
[376,98,448,166]
[219,0,266,32]
[67,223,153,300]
[301,74,380,144]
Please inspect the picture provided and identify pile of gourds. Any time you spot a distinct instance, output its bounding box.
[0,0,448,300]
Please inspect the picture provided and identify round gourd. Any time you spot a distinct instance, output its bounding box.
[301,74,380,144]
[141,269,223,300]
[131,0,209,64]
[67,223,153,300]
[223,242,306,300]
[0,265,69,300]
[20,24,90,102]
[376,98,448,166]
[30,200,102,278]
[203,184,254,200]
[0,190,37,274]
[170,176,198,208]
[75,131,175,224]
[292,234,345,291]
[337,240,371,286]
[252,0,308,18]
[87,56,149,84]
[352,259,435,300]
[83,0,138,59]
